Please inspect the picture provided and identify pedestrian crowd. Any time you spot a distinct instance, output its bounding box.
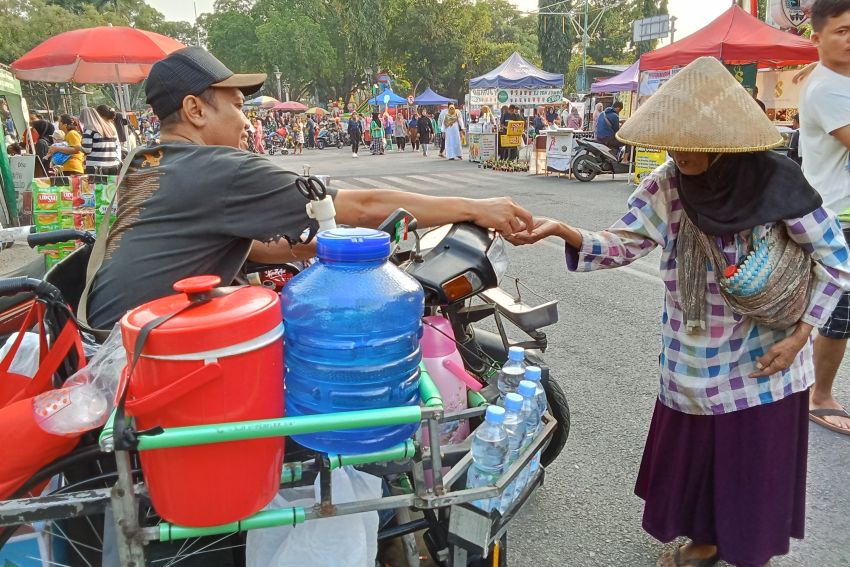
[5,106,132,177]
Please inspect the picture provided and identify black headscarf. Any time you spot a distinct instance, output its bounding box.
[677,152,823,236]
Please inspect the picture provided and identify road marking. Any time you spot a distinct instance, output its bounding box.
[377,176,424,190]
[330,178,361,190]
[407,174,457,188]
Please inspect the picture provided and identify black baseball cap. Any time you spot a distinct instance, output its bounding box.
[146,46,266,119]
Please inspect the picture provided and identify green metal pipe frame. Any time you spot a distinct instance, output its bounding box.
[135,405,423,451]
[418,363,443,408]
[327,439,416,470]
[280,462,303,484]
[135,365,442,451]
[467,390,488,408]
[159,506,307,542]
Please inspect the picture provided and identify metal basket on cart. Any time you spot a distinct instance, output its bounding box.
[0,363,557,566]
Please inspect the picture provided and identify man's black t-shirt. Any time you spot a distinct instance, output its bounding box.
[87,142,335,328]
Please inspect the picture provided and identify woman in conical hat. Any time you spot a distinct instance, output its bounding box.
[508,57,850,567]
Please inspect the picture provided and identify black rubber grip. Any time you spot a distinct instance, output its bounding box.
[0,276,63,300]
[27,230,95,248]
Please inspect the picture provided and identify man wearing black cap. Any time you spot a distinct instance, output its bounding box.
[85,47,532,329]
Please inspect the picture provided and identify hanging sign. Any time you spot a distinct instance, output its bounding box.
[470,88,563,107]
[725,64,757,92]
[770,0,812,29]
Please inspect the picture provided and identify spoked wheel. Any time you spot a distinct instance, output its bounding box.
[572,155,598,182]
[0,445,248,566]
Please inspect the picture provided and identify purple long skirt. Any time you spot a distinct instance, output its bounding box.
[635,390,808,567]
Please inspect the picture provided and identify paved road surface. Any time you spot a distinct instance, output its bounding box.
[2,146,847,566]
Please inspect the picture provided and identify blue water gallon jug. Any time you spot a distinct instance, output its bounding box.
[281,228,425,454]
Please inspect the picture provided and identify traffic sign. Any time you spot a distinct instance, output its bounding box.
[633,15,671,43]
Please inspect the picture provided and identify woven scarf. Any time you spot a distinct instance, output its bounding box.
[677,214,813,332]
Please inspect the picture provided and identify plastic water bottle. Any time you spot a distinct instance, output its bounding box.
[515,380,542,490]
[282,228,425,454]
[499,393,528,513]
[466,406,508,512]
[496,346,526,401]
[523,367,548,478]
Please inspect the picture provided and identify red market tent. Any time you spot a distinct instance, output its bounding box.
[640,5,818,71]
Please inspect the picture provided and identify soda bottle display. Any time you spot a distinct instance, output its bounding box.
[466,405,508,512]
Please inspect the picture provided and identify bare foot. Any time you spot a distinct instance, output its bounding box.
[657,543,718,567]
[810,391,850,432]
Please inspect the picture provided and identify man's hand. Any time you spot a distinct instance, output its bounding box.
[750,323,813,378]
[470,197,533,235]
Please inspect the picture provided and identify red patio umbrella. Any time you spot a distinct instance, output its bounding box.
[273,101,308,112]
[11,26,185,84]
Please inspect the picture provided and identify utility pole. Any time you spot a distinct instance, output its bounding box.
[581,0,589,93]
[670,15,677,42]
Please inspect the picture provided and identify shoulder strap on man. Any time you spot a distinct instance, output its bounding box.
[76,145,146,339]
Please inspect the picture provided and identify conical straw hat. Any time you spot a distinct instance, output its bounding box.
[616,57,782,153]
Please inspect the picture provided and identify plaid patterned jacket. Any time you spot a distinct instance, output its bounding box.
[566,161,850,415]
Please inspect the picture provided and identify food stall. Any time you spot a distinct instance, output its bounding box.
[468,52,564,169]
[590,60,638,120]
[634,4,819,179]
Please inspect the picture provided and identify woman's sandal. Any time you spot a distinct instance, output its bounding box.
[657,546,720,567]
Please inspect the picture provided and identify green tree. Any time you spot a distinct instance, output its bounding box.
[538,0,573,76]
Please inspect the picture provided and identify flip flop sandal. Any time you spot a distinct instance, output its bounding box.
[656,546,720,567]
[809,407,850,435]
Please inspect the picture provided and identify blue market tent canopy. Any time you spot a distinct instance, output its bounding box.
[368,88,407,107]
[590,60,639,94]
[470,52,563,89]
[414,87,457,105]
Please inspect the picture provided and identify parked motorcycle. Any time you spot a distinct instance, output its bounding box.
[571,138,632,182]
[316,126,343,150]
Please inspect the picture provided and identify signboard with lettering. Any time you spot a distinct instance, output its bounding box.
[756,69,803,123]
[470,88,562,108]
[0,68,22,97]
[480,134,497,161]
[10,156,35,192]
[635,148,668,181]
[725,64,757,92]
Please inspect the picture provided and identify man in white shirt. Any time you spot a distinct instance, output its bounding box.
[799,0,850,434]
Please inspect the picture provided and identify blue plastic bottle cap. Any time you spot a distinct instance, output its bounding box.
[518,380,536,398]
[485,405,506,424]
[508,346,525,361]
[317,228,391,262]
[524,366,542,381]
[504,393,524,411]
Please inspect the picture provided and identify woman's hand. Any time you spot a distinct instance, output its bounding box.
[505,217,583,248]
[750,323,814,378]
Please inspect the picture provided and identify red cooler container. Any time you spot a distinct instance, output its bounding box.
[120,275,284,527]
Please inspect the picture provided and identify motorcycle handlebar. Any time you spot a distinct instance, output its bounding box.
[27,230,96,248]
[0,276,62,299]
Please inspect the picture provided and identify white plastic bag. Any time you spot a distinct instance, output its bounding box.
[247,466,382,567]
[33,324,125,435]
[0,332,40,378]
